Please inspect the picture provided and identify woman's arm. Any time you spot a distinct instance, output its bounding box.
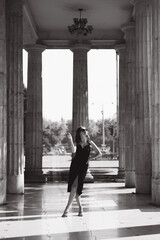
[86,135,102,160]
[66,132,76,154]
[90,140,102,160]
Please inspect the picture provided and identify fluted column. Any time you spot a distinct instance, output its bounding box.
[6,0,24,193]
[151,0,160,205]
[71,44,93,181]
[0,0,7,203]
[25,44,45,183]
[71,44,90,137]
[115,45,126,180]
[133,0,152,193]
[121,22,136,187]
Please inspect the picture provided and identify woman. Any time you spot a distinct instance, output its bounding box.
[62,126,102,217]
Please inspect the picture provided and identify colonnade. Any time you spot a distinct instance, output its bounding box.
[24,43,90,182]
[1,0,160,206]
[117,0,160,204]
[0,0,90,201]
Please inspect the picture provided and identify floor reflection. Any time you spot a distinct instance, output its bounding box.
[0,182,160,239]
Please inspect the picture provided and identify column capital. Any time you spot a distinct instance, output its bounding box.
[115,44,126,54]
[70,43,91,52]
[24,44,46,53]
[131,0,146,6]
[121,21,135,33]
[121,22,135,41]
[131,0,148,14]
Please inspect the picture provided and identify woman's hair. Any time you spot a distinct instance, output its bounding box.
[75,126,87,145]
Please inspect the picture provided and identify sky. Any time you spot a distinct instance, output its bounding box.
[23,49,117,122]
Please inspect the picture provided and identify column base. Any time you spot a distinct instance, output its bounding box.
[0,179,7,204]
[7,174,24,194]
[152,178,160,205]
[125,170,135,188]
[25,170,46,183]
[84,169,94,183]
[135,174,151,194]
[118,169,125,178]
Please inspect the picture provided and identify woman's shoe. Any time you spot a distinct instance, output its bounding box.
[78,208,83,217]
[62,211,68,217]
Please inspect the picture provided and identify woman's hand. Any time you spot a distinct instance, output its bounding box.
[86,134,91,144]
[90,140,102,159]
[66,132,76,153]
[66,132,72,141]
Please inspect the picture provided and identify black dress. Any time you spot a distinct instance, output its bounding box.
[67,143,91,195]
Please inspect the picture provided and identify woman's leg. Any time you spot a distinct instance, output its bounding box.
[75,194,83,216]
[62,177,78,217]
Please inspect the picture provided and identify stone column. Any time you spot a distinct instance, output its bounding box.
[25,44,46,183]
[0,0,7,203]
[71,44,90,137]
[133,0,152,193]
[151,0,160,205]
[121,22,136,187]
[115,45,126,180]
[6,0,24,194]
[71,44,93,182]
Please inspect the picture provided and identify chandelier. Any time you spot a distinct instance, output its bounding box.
[68,9,93,36]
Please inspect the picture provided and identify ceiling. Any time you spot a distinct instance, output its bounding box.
[23,0,133,49]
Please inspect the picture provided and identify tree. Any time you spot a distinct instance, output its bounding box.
[42,118,69,153]
[49,119,68,143]
[42,117,117,154]
[88,118,117,151]
[43,137,52,154]
[108,124,113,136]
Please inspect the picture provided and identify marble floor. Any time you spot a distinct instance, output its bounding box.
[0,182,160,239]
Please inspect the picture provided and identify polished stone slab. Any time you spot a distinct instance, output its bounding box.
[0,182,160,239]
